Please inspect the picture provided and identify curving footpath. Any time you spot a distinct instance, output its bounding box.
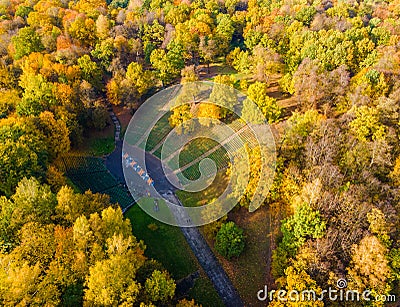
[105,104,244,307]
[106,102,121,142]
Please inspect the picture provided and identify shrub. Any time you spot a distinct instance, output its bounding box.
[215,221,245,259]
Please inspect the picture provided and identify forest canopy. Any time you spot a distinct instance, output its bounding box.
[0,0,399,305]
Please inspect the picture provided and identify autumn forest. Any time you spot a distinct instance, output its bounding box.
[0,0,400,305]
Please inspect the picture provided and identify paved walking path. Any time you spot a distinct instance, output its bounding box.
[106,102,121,142]
[105,103,244,307]
[163,192,243,307]
[105,102,124,183]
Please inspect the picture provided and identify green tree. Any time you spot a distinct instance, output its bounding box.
[12,27,44,60]
[224,0,239,14]
[0,260,44,306]
[17,73,55,116]
[150,46,184,86]
[367,207,391,246]
[144,270,176,303]
[91,38,114,70]
[68,16,96,46]
[246,81,281,123]
[141,19,165,48]
[136,259,164,285]
[36,111,70,160]
[349,105,385,142]
[15,5,33,18]
[227,47,251,72]
[11,222,55,268]
[0,118,48,196]
[11,177,56,229]
[215,221,245,259]
[100,206,133,239]
[241,98,265,124]
[272,204,326,278]
[295,6,317,26]
[150,49,171,86]
[215,13,235,52]
[164,4,190,25]
[0,196,16,250]
[77,55,102,88]
[0,89,20,118]
[126,62,155,96]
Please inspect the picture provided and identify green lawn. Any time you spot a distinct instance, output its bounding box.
[74,121,116,157]
[188,275,224,307]
[175,172,228,207]
[125,204,196,278]
[85,137,115,156]
[178,138,220,166]
[144,111,172,152]
[124,204,222,306]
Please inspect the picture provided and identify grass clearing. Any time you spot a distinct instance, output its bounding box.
[76,129,115,157]
[198,63,237,79]
[86,137,115,156]
[125,205,197,279]
[178,137,220,166]
[179,146,229,181]
[175,172,228,208]
[222,206,270,305]
[145,111,172,151]
[74,136,115,156]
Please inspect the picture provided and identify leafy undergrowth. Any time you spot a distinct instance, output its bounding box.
[188,274,224,307]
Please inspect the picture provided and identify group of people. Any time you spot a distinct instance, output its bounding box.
[123,152,154,187]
